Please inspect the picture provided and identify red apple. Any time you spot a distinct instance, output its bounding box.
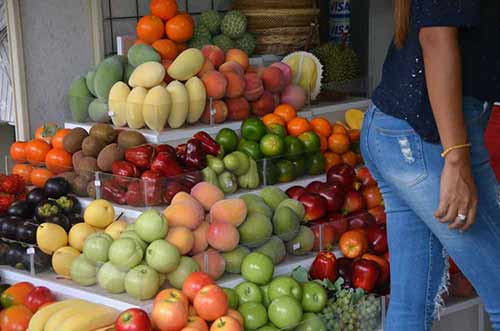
[305,181,328,194]
[343,191,365,213]
[286,186,306,200]
[368,206,387,225]
[327,163,356,190]
[362,253,390,287]
[325,213,349,237]
[318,184,345,213]
[356,166,377,187]
[352,259,381,293]
[362,185,383,209]
[366,225,388,254]
[336,257,353,287]
[346,210,375,230]
[298,192,328,222]
[115,308,152,331]
[311,221,338,251]
[163,181,188,204]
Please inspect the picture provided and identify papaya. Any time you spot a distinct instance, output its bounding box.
[127,44,161,67]
[126,87,147,129]
[167,48,204,81]
[129,62,165,88]
[143,86,171,132]
[94,57,124,99]
[85,70,97,97]
[108,82,130,127]
[185,76,206,124]
[68,76,94,122]
[88,99,110,123]
[166,81,189,129]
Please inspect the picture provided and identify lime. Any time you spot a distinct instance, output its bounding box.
[267,123,287,138]
[258,160,279,185]
[238,139,263,160]
[284,136,305,161]
[241,118,267,142]
[305,152,326,175]
[276,159,296,183]
[260,134,285,158]
[216,128,239,153]
[292,159,305,177]
[298,131,321,154]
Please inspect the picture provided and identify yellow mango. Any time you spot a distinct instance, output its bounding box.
[166,81,189,129]
[129,61,165,88]
[108,82,130,127]
[143,86,171,132]
[185,77,207,124]
[167,48,204,81]
[126,87,147,129]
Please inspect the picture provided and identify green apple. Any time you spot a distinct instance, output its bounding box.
[268,295,303,329]
[166,256,199,289]
[235,281,263,304]
[222,246,250,274]
[260,284,271,308]
[135,210,168,243]
[301,281,327,313]
[145,239,180,273]
[258,325,279,331]
[222,287,239,309]
[268,276,303,301]
[294,313,327,331]
[238,302,268,329]
[241,252,274,285]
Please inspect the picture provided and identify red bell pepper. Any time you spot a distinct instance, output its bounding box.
[176,143,187,165]
[193,131,221,156]
[101,180,127,205]
[150,152,184,178]
[309,251,338,282]
[125,145,155,170]
[155,144,176,159]
[185,138,207,170]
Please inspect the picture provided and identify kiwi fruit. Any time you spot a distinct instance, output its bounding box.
[63,127,88,153]
[97,143,125,172]
[117,131,147,149]
[72,150,84,172]
[89,123,117,144]
[72,176,90,197]
[56,171,78,186]
[78,156,98,179]
[81,136,106,157]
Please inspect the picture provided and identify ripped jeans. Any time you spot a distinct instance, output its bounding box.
[361,98,500,331]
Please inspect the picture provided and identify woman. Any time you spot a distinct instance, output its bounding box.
[361,0,500,330]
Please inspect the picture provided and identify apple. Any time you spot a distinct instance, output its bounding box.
[318,184,345,213]
[362,253,390,287]
[268,276,303,301]
[151,295,188,331]
[182,272,215,301]
[298,192,327,222]
[339,230,368,259]
[241,252,274,285]
[346,210,375,230]
[342,191,365,214]
[294,313,327,331]
[325,213,349,237]
[305,181,327,194]
[366,225,388,254]
[260,285,271,307]
[368,206,387,225]
[352,259,381,292]
[285,186,306,200]
[194,285,229,322]
[238,302,268,329]
[301,282,327,313]
[166,256,199,290]
[135,210,168,243]
[356,166,376,187]
[115,308,152,331]
[326,163,356,190]
[83,199,115,229]
[162,181,188,205]
[222,287,239,309]
[268,295,303,329]
[235,281,263,304]
[336,257,353,287]
[311,221,338,251]
[362,185,383,209]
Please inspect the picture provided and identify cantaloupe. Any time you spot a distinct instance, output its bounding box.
[108,82,130,127]
[167,48,204,81]
[166,81,189,129]
[143,86,171,131]
[126,87,147,129]
[94,57,124,99]
[129,62,166,88]
[185,76,207,124]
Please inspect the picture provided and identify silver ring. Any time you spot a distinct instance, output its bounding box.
[457,214,467,222]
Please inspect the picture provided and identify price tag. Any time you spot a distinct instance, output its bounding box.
[27,247,35,276]
[293,243,301,250]
[108,111,115,117]
[94,180,101,187]
[26,247,35,255]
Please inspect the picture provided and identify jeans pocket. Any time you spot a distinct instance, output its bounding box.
[374,128,428,187]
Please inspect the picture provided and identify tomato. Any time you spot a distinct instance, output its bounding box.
[210,316,242,331]
[51,128,71,149]
[154,289,188,311]
[182,272,215,301]
[152,298,188,331]
[0,282,35,308]
[25,139,51,165]
[12,164,33,185]
[185,316,208,331]
[0,305,33,331]
[193,285,228,322]
[115,308,152,331]
[23,286,55,312]
[30,168,54,188]
[45,148,73,174]
[34,123,59,144]
[9,142,27,162]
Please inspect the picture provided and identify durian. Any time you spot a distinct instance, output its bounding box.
[282,52,323,101]
[313,42,360,85]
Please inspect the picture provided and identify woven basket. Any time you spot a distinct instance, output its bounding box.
[242,8,320,29]
[232,0,317,10]
[253,26,320,55]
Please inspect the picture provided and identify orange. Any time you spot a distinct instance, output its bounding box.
[136,15,165,44]
[348,129,360,142]
[332,122,349,135]
[310,117,332,137]
[342,151,358,168]
[51,128,71,149]
[178,12,195,26]
[328,133,350,154]
[12,164,33,185]
[176,42,188,52]
[30,168,54,188]
[287,117,311,137]
[274,104,297,123]
[150,0,178,21]
[165,14,194,43]
[324,151,342,171]
[262,113,286,127]
[152,38,179,60]
[318,134,328,152]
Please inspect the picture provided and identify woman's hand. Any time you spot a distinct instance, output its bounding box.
[434,149,478,231]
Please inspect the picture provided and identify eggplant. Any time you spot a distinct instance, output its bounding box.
[0,217,22,240]
[43,177,71,198]
[67,213,84,226]
[26,188,47,205]
[34,200,60,221]
[55,195,81,214]
[16,221,38,244]
[21,247,51,273]
[44,214,71,232]
[7,200,34,219]
[5,244,24,269]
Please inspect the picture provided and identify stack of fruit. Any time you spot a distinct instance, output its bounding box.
[190,10,256,56]
[0,174,27,215]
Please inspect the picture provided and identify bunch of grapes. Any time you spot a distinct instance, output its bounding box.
[356,294,382,331]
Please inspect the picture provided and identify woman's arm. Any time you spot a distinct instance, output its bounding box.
[419,26,478,231]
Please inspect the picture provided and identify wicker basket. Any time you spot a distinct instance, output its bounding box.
[243,8,320,29]
[253,25,320,55]
[232,0,317,10]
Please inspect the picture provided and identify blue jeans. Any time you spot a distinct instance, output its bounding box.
[361,98,500,331]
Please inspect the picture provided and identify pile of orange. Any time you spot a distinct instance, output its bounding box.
[264,103,363,171]
[135,0,194,60]
[9,123,73,187]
